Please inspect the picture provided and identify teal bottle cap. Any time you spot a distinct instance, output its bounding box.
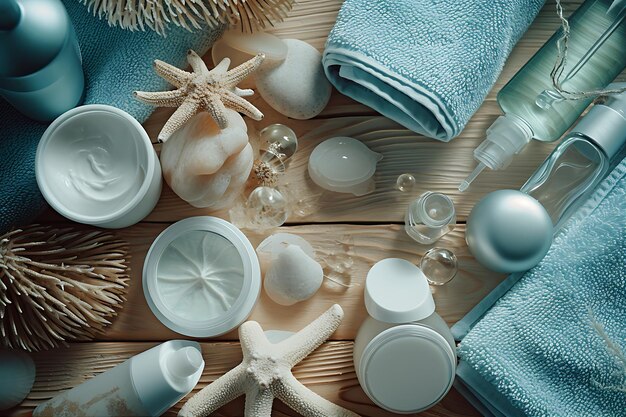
[466,190,553,273]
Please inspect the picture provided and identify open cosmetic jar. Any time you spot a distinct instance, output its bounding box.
[36,105,162,228]
[353,258,456,414]
[143,217,261,337]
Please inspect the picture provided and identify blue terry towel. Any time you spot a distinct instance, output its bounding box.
[0,1,221,234]
[323,0,544,141]
[457,156,626,417]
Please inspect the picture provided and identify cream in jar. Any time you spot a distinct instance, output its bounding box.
[36,105,162,228]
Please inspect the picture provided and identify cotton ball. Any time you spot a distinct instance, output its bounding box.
[264,245,323,306]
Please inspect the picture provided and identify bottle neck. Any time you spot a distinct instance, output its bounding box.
[0,0,21,31]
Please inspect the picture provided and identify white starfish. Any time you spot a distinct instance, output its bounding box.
[134,50,264,142]
[178,304,361,417]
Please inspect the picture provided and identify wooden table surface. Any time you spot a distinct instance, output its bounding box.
[13,0,620,416]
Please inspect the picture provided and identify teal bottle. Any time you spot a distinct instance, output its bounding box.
[0,0,85,122]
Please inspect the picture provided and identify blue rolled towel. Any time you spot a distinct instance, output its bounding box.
[457,156,626,417]
[0,1,221,234]
[323,0,544,141]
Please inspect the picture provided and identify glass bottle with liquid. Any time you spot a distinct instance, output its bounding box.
[521,84,626,228]
[460,0,626,192]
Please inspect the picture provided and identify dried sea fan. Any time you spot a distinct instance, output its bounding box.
[80,0,296,35]
[0,225,129,351]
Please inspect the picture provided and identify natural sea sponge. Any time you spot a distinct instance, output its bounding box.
[161,109,253,209]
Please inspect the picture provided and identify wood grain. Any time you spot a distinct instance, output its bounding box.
[75,222,503,341]
[9,342,480,417]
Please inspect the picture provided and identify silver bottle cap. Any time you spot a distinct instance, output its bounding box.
[466,190,553,273]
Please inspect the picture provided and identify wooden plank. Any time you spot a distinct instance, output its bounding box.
[58,222,504,342]
[8,341,480,417]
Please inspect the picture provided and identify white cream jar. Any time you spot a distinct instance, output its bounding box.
[36,104,162,228]
[353,258,456,414]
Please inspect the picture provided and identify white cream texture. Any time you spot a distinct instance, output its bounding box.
[43,111,146,217]
[157,231,244,321]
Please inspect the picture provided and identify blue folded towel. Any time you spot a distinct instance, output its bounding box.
[0,1,221,233]
[457,156,626,417]
[323,0,544,141]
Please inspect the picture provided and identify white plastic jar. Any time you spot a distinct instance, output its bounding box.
[353,258,456,414]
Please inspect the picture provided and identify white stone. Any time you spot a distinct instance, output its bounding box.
[255,39,332,119]
[161,109,252,209]
[264,245,323,306]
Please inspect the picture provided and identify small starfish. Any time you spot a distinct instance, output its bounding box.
[134,50,265,142]
[178,304,361,417]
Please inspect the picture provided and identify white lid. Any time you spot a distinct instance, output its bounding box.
[131,340,204,417]
[359,325,456,414]
[365,259,435,323]
[143,217,261,337]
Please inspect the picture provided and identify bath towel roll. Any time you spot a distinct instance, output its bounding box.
[0,1,221,233]
[456,155,626,417]
[323,0,545,141]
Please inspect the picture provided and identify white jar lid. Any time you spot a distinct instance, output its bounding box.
[143,217,261,337]
[359,324,456,414]
[365,258,435,323]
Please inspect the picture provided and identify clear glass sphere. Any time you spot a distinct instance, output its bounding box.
[395,173,416,192]
[246,186,289,229]
[260,124,298,162]
[420,248,458,286]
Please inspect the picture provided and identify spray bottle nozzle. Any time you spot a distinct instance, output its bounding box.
[458,115,534,192]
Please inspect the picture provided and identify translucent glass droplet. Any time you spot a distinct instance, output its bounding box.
[395,173,416,192]
[246,187,289,229]
[420,248,458,286]
[260,124,298,162]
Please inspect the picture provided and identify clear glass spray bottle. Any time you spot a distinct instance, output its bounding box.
[460,0,626,192]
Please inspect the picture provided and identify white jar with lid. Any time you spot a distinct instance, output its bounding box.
[353,258,456,414]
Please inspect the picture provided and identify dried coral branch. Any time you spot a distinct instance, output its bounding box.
[0,225,129,351]
[79,0,296,35]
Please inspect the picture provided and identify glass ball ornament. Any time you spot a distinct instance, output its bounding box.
[420,247,458,286]
[259,124,298,162]
[395,173,416,192]
[245,186,289,229]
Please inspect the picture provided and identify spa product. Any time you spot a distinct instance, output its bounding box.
[461,0,626,191]
[395,173,416,192]
[179,304,360,417]
[308,137,383,196]
[134,51,264,142]
[245,186,290,229]
[353,259,456,414]
[466,190,553,273]
[0,350,35,410]
[254,124,299,186]
[263,245,324,306]
[161,110,253,209]
[256,39,332,119]
[405,192,456,245]
[420,248,458,286]
[0,0,84,121]
[521,83,626,227]
[81,0,295,35]
[143,217,260,337]
[0,225,128,351]
[36,105,161,229]
[34,340,204,417]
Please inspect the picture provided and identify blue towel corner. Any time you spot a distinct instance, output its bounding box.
[0,1,222,233]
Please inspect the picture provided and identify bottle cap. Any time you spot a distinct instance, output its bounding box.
[364,258,435,323]
[466,190,553,273]
[573,83,626,159]
[459,114,534,192]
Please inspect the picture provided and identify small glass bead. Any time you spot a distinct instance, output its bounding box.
[246,187,289,229]
[420,248,458,286]
[259,124,298,162]
[395,173,416,192]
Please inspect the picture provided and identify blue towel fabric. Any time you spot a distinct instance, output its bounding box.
[323,0,544,141]
[457,156,626,417]
[0,1,221,233]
